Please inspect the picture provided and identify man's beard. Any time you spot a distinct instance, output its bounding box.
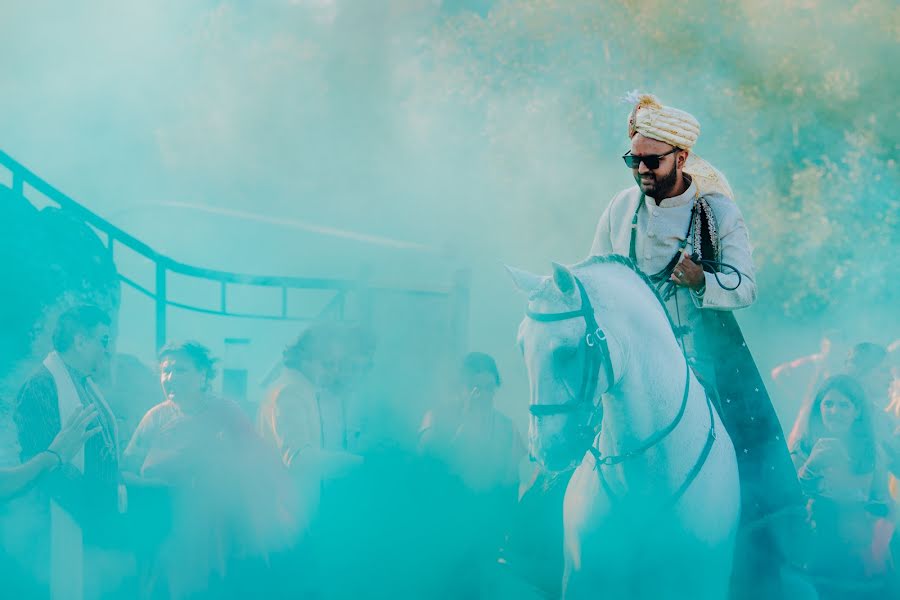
[635,163,678,199]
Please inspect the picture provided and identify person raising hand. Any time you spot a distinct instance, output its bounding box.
[0,405,99,500]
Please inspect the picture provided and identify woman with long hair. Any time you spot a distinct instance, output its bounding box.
[788,374,896,597]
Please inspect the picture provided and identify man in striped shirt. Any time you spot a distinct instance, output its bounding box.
[14,304,122,598]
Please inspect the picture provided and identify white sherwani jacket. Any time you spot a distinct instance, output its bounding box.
[590,180,757,372]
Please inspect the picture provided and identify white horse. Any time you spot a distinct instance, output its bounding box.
[510,255,741,600]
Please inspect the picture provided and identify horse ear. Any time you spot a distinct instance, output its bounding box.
[505,265,543,295]
[551,262,576,296]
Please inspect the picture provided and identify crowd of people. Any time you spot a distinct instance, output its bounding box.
[4,93,900,599]
[1,305,528,599]
[1,301,899,599]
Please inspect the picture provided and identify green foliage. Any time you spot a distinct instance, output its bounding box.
[0,186,120,381]
[420,0,899,318]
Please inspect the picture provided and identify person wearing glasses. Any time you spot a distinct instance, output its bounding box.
[589,94,806,598]
[13,304,125,600]
[590,92,757,366]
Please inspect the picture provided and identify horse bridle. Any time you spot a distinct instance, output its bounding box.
[525,265,717,514]
[525,276,614,418]
[525,272,707,470]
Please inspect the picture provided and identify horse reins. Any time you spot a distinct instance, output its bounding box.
[525,268,717,509]
[632,192,745,302]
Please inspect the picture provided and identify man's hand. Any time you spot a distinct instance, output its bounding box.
[48,405,100,463]
[670,254,705,290]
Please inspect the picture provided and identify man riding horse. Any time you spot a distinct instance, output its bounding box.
[589,92,804,598]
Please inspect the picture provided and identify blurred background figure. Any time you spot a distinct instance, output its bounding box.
[257,323,366,512]
[257,322,377,598]
[788,374,897,598]
[1,405,99,598]
[14,304,127,600]
[419,352,525,491]
[879,341,900,514]
[770,329,850,424]
[418,352,526,597]
[843,342,892,413]
[123,341,295,600]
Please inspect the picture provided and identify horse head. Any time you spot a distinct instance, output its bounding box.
[508,260,619,472]
[509,255,679,473]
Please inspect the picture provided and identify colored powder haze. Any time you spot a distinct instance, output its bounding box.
[0,0,897,594]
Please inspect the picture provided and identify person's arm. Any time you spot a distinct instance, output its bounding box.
[792,448,820,494]
[120,408,175,489]
[771,353,822,381]
[121,409,154,475]
[0,453,60,500]
[796,438,858,498]
[3,405,100,500]
[589,194,618,256]
[416,410,437,453]
[14,375,93,520]
[880,428,900,478]
[691,199,758,310]
[15,375,61,462]
[272,389,361,479]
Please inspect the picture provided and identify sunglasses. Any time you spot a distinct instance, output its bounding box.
[622,147,679,169]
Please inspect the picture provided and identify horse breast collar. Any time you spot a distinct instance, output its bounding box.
[525,276,614,417]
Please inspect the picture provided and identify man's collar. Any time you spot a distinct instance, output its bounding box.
[650,178,697,209]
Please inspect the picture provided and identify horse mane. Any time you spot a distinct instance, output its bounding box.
[571,254,682,339]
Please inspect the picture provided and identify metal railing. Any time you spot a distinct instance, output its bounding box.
[0,150,469,353]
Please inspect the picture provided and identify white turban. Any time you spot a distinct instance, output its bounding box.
[625,91,734,200]
[626,92,700,150]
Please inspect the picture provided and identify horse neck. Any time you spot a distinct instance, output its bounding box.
[598,333,687,454]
